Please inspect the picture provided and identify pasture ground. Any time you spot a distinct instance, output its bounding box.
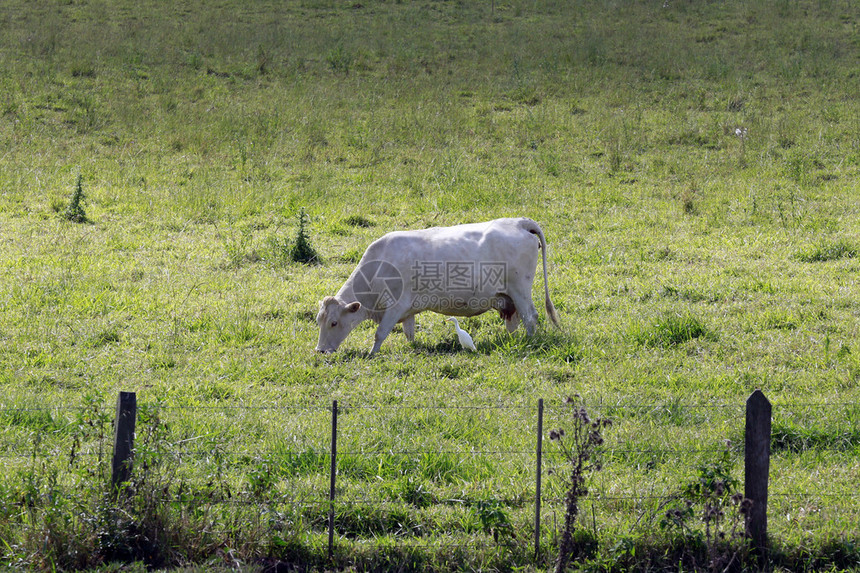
[1,0,859,570]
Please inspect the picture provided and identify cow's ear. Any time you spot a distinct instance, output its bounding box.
[321,296,337,308]
[345,301,361,313]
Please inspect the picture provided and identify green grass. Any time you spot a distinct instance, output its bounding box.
[1,0,860,570]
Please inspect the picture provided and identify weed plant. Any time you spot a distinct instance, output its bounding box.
[548,398,611,573]
[660,447,752,572]
[289,209,320,265]
[62,174,88,223]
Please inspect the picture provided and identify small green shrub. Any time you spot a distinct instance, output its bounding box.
[63,174,88,223]
[472,499,514,542]
[290,209,321,265]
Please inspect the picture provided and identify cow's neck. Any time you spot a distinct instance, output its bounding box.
[336,284,386,324]
[335,282,356,304]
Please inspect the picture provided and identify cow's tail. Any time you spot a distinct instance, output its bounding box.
[523,218,560,327]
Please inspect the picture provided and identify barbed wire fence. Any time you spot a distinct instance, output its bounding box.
[1,391,859,565]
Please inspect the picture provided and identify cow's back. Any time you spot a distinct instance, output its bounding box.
[364,218,534,265]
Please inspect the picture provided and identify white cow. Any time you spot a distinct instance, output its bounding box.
[315,217,559,354]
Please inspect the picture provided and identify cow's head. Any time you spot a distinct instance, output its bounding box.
[315,296,364,353]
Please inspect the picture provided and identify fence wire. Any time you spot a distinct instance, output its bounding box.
[1,396,859,546]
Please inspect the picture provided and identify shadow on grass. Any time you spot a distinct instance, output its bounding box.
[412,337,464,355]
[315,322,581,361]
[412,325,581,362]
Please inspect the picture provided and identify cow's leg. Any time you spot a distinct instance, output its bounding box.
[508,292,539,335]
[402,316,415,342]
[505,311,520,333]
[521,306,539,335]
[370,311,403,355]
[495,294,520,333]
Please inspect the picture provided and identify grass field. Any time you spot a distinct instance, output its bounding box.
[1,0,859,570]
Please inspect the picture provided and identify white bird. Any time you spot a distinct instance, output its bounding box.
[446,317,477,352]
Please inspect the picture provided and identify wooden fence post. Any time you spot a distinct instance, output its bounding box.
[745,389,771,559]
[328,399,338,562]
[111,391,137,496]
[534,398,544,561]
